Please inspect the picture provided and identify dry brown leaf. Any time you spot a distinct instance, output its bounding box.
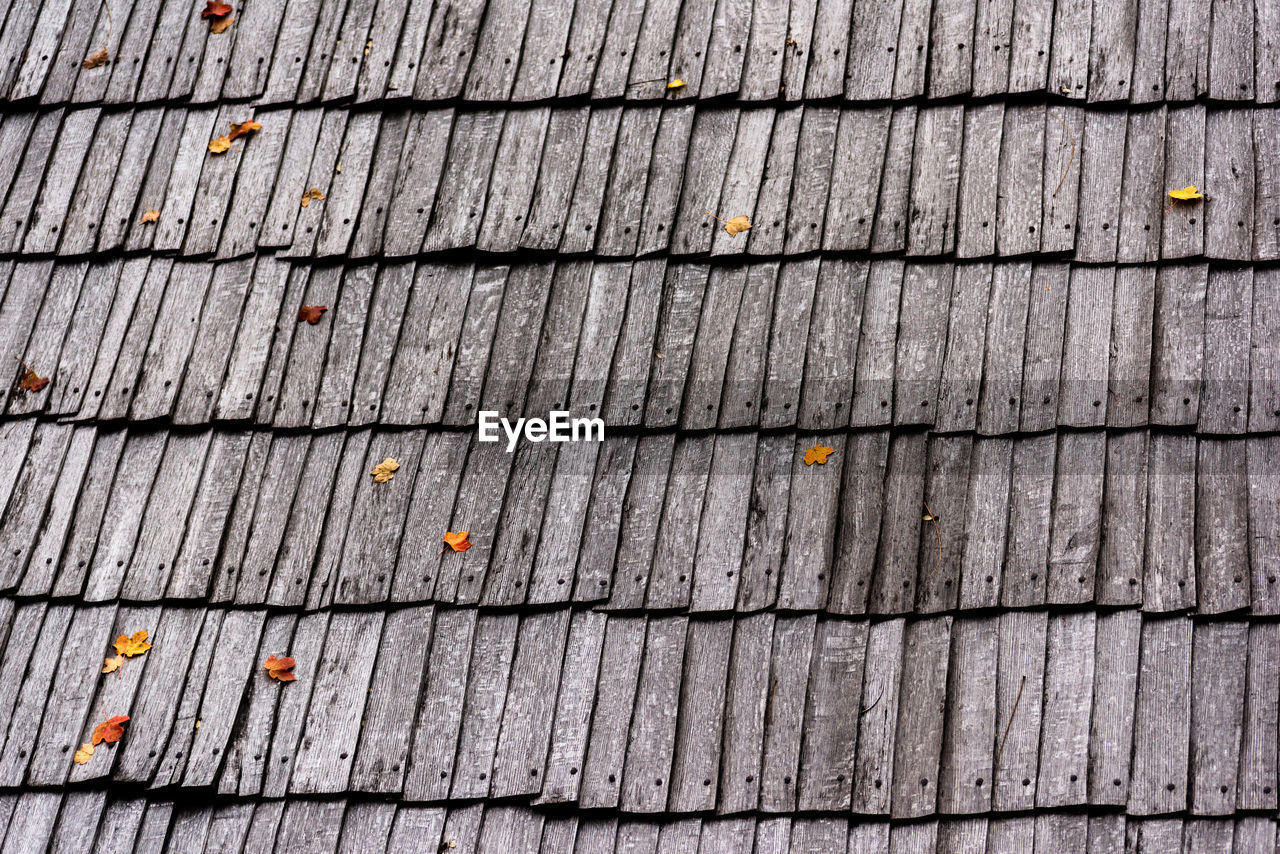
[301,188,325,207]
[443,531,472,552]
[82,49,109,69]
[210,15,234,33]
[705,211,752,236]
[91,715,129,745]
[227,120,261,141]
[371,457,400,482]
[73,743,94,765]
[803,445,834,466]
[208,135,232,154]
[140,209,159,223]
[298,305,328,324]
[264,655,296,682]
[201,0,232,17]
[17,368,49,393]
[114,629,151,658]
[102,655,124,674]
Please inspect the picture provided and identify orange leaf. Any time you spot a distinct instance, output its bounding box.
[208,135,231,154]
[140,209,159,223]
[210,15,234,33]
[371,457,400,482]
[17,369,49,393]
[803,445,835,466]
[91,715,129,745]
[114,629,151,658]
[298,305,328,324]
[264,655,297,682]
[201,0,232,17]
[227,120,261,142]
[705,211,752,237]
[101,655,123,674]
[300,188,325,207]
[443,531,471,552]
[73,743,94,764]
[82,49,108,69]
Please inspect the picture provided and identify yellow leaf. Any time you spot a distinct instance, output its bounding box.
[102,655,124,673]
[804,445,835,466]
[300,188,325,207]
[371,457,400,482]
[706,211,752,237]
[208,135,232,154]
[1168,185,1203,201]
[82,49,109,69]
[73,743,94,765]
[140,210,159,224]
[210,15,234,33]
[667,78,686,89]
[114,629,152,658]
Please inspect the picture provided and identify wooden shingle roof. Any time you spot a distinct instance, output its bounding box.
[0,0,1277,851]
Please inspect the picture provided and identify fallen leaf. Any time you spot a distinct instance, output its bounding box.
[227,120,261,142]
[208,135,232,154]
[300,188,325,207]
[101,655,124,674]
[201,0,232,17]
[210,15,234,33]
[114,629,152,658]
[17,369,49,393]
[371,457,400,482]
[264,655,296,682]
[443,531,471,552]
[1168,185,1204,201]
[667,78,686,89]
[91,715,130,745]
[335,163,343,173]
[804,445,835,466]
[298,305,328,324]
[705,211,752,236]
[140,209,159,223]
[73,743,94,765]
[82,49,109,69]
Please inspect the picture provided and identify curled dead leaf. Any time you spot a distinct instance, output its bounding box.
[17,369,49,393]
[228,120,261,141]
[804,445,835,466]
[73,743,94,765]
[705,211,752,237]
[298,305,328,324]
[114,629,151,658]
[140,209,159,224]
[102,655,124,674]
[371,457,400,482]
[201,0,232,17]
[300,188,325,207]
[264,655,296,682]
[210,15,234,33]
[667,78,686,89]
[443,531,472,552]
[91,715,129,746]
[82,49,109,69]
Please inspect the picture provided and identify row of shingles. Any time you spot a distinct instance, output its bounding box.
[0,600,1275,823]
[1,416,1277,618]
[7,797,1277,854]
[297,103,1280,262]
[5,101,1280,263]
[7,0,1280,108]
[10,251,1277,439]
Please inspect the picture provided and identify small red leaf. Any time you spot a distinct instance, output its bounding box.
[298,305,328,324]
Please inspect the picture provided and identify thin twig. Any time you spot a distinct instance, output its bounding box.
[705,210,729,225]
[859,685,885,717]
[993,675,1027,781]
[1039,109,1075,197]
[921,500,942,583]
